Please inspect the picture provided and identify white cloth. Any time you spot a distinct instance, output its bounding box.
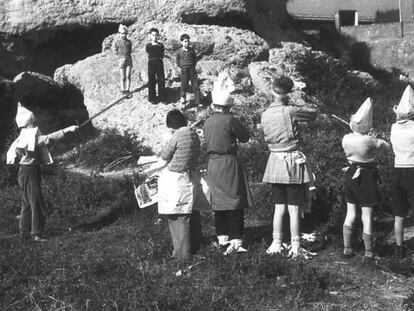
[157,168,195,215]
[6,128,53,165]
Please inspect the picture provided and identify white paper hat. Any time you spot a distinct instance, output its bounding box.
[15,102,35,128]
[118,24,128,34]
[350,97,373,133]
[395,85,414,120]
[211,71,235,106]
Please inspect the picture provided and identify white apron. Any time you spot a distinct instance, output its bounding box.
[157,169,195,215]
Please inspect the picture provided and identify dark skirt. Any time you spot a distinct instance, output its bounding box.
[207,154,249,211]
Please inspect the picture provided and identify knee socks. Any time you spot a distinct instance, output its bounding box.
[343,225,353,255]
[362,233,373,257]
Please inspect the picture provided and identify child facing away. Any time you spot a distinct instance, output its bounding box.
[203,74,251,255]
[341,98,390,264]
[260,76,317,259]
[6,103,79,242]
[390,85,414,259]
[113,24,133,96]
[145,28,166,104]
[175,33,201,107]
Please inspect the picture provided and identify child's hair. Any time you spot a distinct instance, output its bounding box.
[180,33,190,41]
[166,109,187,129]
[149,28,159,34]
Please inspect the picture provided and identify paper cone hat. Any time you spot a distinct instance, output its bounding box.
[118,24,128,34]
[395,85,414,120]
[15,102,35,128]
[211,71,234,106]
[350,97,373,133]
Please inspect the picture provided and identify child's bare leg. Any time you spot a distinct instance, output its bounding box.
[120,68,126,91]
[394,215,405,246]
[288,204,301,255]
[267,204,286,254]
[125,65,132,92]
[361,207,374,257]
[343,203,357,255]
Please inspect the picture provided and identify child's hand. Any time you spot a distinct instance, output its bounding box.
[64,125,79,133]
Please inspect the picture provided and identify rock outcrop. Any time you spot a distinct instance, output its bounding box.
[12,71,88,133]
[55,22,268,151]
[0,0,286,35]
[0,77,17,148]
[102,22,269,67]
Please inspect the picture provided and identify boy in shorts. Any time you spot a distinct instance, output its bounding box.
[390,85,414,258]
[146,28,166,104]
[113,24,132,96]
[341,98,390,264]
[175,34,201,107]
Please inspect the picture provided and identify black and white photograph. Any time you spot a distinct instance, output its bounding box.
[1,0,414,310]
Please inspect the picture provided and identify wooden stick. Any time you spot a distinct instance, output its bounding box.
[79,83,147,128]
[330,114,349,125]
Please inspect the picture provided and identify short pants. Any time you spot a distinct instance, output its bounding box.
[391,167,414,217]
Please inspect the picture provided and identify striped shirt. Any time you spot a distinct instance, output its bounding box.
[161,127,200,172]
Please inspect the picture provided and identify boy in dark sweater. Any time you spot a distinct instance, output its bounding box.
[145,28,166,104]
[176,34,201,107]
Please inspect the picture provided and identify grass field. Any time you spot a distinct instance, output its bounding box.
[1,166,414,311]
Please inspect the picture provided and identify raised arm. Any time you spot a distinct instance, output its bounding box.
[37,125,78,146]
[292,107,317,123]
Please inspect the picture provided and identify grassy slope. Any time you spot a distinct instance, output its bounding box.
[1,169,414,311]
[2,42,414,310]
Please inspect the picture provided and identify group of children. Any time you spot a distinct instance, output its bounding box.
[144,75,414,262]
[5,24,414,263]
[113,25,201,106]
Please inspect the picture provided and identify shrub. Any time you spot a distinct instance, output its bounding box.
[74,128,153,171]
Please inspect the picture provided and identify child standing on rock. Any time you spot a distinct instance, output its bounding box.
[146,28,166,104]
[341,98,390,264]
[176,34,201,107]
[6,103,79,242]
[113,24,133,96]
[390,85,414,259]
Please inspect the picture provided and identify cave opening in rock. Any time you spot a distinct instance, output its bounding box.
[18,23,121,77]
[181,12,255,32]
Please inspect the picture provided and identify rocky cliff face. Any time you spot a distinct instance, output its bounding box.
[0,0,286,35]
[0,0,288,77]
[54,22,269,151]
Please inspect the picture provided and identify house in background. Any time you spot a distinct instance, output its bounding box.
[287,0,413,33]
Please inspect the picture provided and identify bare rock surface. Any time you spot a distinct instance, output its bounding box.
[55,23,268,151]
[0,0,286,35]
[102,22,269,67]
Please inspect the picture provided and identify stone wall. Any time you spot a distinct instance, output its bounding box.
[287,0,403,22]
[341,22,414,78]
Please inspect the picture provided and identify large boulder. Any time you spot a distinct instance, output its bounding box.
[0,77,17,149]
[0,0,287,36]
[54,23,269,151]
[103,22,269,67]
[12,71,88,133]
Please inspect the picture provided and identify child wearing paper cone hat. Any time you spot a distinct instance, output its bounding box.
[390,85,414,258]
[6,103,79,242]
[203,73,251,255]
[341,98,390,264]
